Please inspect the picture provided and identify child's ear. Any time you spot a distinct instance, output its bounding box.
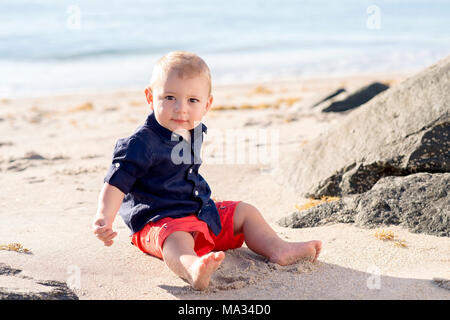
[205,95,213,112]
[144,87,154,110]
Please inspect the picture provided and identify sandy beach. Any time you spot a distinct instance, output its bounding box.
[1,72,449,300]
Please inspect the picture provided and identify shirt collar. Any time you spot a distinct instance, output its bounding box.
[145,111,207,142]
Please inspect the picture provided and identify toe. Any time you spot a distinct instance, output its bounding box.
[215,251,225,260]
[202,255,213,266]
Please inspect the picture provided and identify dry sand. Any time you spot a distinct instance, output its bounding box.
[1,73,449,300]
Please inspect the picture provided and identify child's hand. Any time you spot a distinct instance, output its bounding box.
[92,217,117,246]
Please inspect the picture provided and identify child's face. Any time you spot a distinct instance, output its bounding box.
[145,70,213,134]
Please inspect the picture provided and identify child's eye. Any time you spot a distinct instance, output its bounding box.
[165,95,175,101]
[189,98,199,103]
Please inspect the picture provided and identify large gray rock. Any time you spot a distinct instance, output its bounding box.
[278,173,450,237]
[280,55,450,198]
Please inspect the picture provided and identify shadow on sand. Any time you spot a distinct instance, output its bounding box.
[158,248,449,300]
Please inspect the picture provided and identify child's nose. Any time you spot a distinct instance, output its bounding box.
[174,99,188,112]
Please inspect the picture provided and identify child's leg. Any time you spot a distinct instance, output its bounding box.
[161,231,225,290]
[233,202,322,265]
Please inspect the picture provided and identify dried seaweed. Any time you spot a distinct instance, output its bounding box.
[66,102,94,113]
[374,229,408,248]
[0,243,32,254]
[295,196,340,211]
[252,86,273,95]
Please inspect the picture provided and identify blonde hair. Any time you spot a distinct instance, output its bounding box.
[150,51,212,95]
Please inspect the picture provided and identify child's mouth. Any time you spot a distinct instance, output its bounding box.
[172,119,188,124]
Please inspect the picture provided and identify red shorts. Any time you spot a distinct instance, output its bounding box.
[131,200,245,259]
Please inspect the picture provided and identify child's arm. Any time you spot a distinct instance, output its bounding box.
[92,182,125,246]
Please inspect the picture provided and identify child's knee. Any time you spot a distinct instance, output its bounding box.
[236,202,261,218]
[233,201,260,232]
[162,231,195,255]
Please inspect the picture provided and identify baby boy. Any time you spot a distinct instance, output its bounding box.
[92,51,322,290]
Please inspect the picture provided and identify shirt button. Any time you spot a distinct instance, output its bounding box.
[189,168,193,174]
[194,190,199,196]
[114,163,120,168]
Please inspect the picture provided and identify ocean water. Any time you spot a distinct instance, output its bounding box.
[1,0,449,97]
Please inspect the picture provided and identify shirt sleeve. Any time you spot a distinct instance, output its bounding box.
[104,136,153,194]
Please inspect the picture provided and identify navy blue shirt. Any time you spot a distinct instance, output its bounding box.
[104,111,222,236]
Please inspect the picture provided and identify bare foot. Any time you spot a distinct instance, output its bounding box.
[189,251,225,290]
[270,240,322,266]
